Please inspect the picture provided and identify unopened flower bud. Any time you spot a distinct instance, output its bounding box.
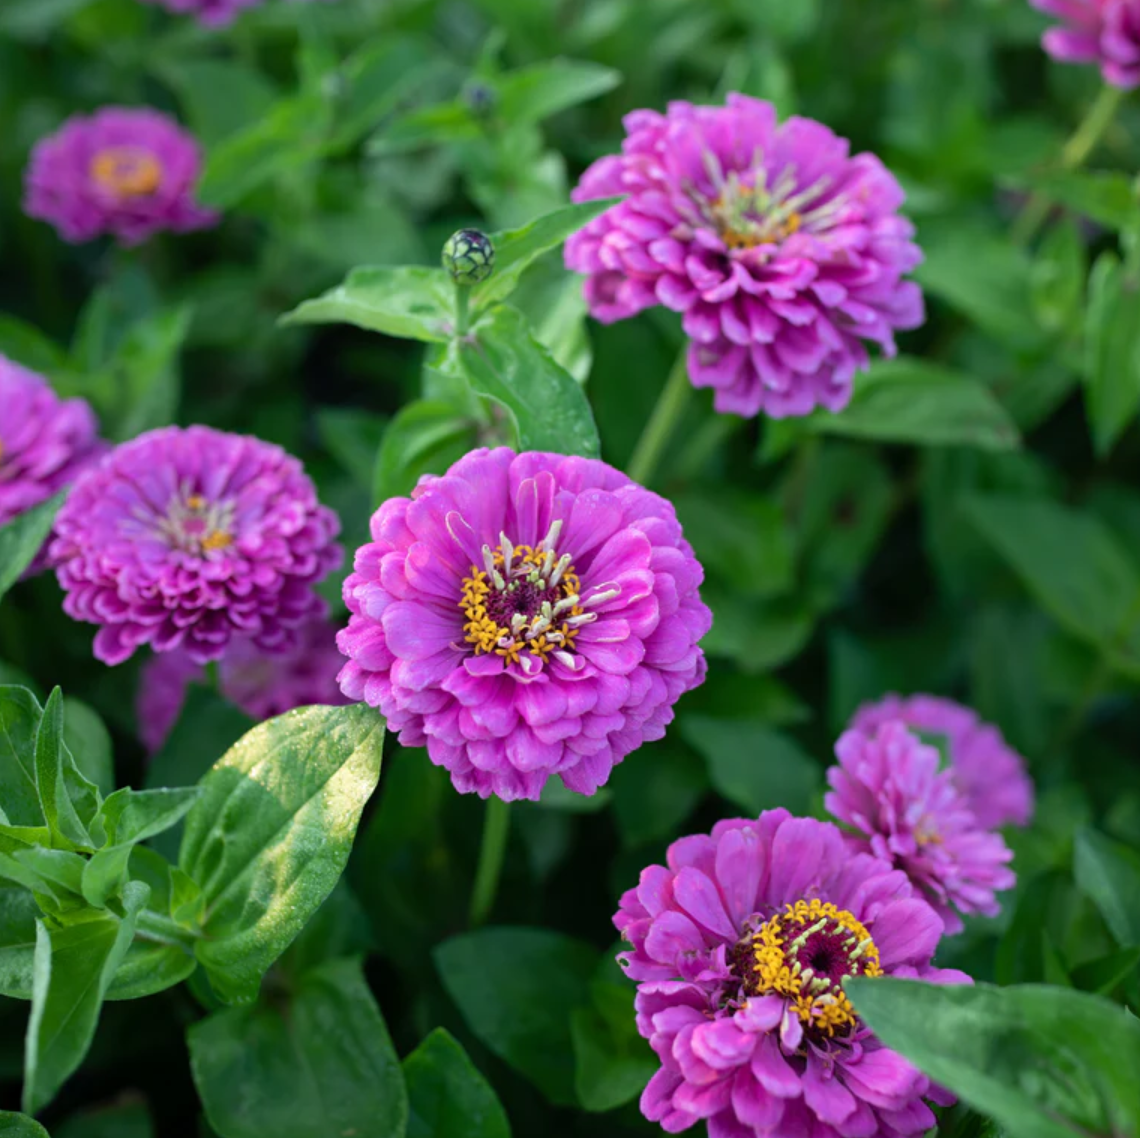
[442,229,495,286]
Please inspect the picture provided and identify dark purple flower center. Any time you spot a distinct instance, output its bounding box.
[741,899,882,1040]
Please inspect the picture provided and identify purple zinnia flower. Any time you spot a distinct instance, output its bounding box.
[0,355,104,570]
[825,722,1016,935]
[615,808,970,1138]
[1030,0,1140,88]
[564,94,924,419]
[24,107,219,246]
[137,616,351,753]
[337,447,711,802]
[849,694,1034,829]
[50,425,341,666]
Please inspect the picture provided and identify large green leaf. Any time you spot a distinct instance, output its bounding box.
[679,716,820,816]
[0,494,65,605]
[965,496,1140,677]
[435,927,597,1106]
[436,305,600,457]
[189,957,407,1138]
[1074,829,1140,947]
[1082,253,1140,457]
[472,198,622,311]
[23,882,148,1114]
[0,1113,50,1138]
[809,358,1020,451]
[281,267,453,342]
[0,687,45,830]
[848,978,1140,1138]
[404,1029,510,1138]
[179,704,385,1004]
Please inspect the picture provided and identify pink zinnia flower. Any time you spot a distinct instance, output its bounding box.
[615,809,970,1138]
[1030,0,1140,88]
[565,94,924,419]
[137,617,350,753]
[337,447,711,802]
[849,694,1034,829]
[24,107,218,246]
[0,355,104,571]
[825,722,1016,935]
[51,426,341,666]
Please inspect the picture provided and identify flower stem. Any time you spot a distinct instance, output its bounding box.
[469,796,511,927]
[627,348,692,487]
[1012,85,1126,246]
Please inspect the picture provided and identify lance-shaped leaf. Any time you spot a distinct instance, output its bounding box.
[179,704,385,1004]
[23,881,149,1114]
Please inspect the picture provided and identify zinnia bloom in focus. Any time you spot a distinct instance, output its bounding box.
[825,721,1016,935]
[24,107,218,246]
[337,447,711,801]
[0,355,104,570]
[615,809,969,1138]
[565,93,924,419]
[849,693,1034,829]
[1030,0,1140,88]
[137,617,350,753]
[51,426,341,666]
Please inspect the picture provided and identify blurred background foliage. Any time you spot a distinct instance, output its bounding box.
[3,0,1140,1134]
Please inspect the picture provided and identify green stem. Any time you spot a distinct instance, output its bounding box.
[1012,85,1126,246]
[626,349,692,487]
[455,286,471,338]
[469,797,511,928]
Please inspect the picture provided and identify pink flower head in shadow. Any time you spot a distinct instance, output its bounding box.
[615,809,970,1138]
[24,107,218,246]
[565,93,924,419]
[849,694,1034,829]
[826,721,1016,935]
[0,355,105,572]
[51,426,341,666]
[336,447,711,802]
[1030,0,1140,88]
[137,616,350,753]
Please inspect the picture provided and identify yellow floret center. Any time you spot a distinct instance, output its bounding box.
[751,899,881,1039]
[90,147,164,198]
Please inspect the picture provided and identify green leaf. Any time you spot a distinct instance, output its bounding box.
[679,716,821,816]
[404,1028,511,1138]
[372,401,479,506]
[0,687,46,829]
[0,886,38,998]
[1082,253,1140,457]
[189,957,407,1138]
[809,358,1021,451]
[0,494,65,605]
[0,1113,50,1138]
[965,495,1140,678]
[438,305,600,457]
[105,307,192,442]
[97,787,202,847]
[23,881,149,1114]
[847,978,1140,1138]
[571,981,656,1112]
[179,704,385,1004]
[35,689,99,850]
[472,198,622,311]
[282,266,453,342]
[435,927,597,1105]
[1074,828,1140,947]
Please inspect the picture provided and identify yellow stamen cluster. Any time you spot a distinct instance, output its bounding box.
[90,147,163,198]
[460,544,583,665]
[751,899,881,1039]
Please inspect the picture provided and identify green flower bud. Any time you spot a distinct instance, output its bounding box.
[443,229,495,286]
